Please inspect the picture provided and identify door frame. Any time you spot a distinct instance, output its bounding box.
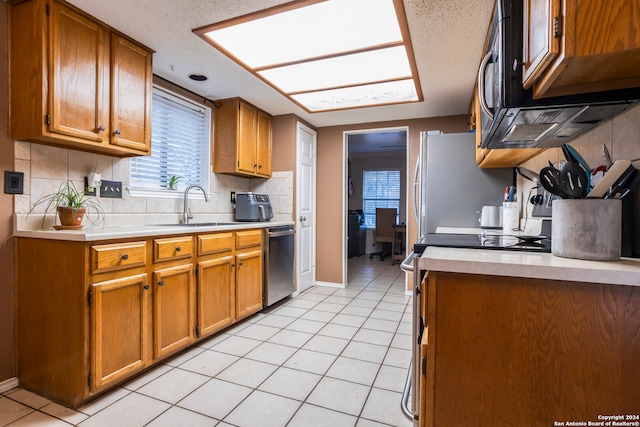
[296,121,317,294]
[343,126,409,284]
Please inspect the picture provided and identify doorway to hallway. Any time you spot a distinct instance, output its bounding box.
[343,127,408,284]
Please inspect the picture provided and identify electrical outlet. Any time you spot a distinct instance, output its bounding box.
[84,176,96,196]
[100,180,123,198]
[4,171,24,194]
[230,191,236,203]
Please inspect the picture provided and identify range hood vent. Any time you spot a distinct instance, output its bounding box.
[484,101,635,149]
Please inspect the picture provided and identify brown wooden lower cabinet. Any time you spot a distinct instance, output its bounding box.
[197,255,235,337]
[15,229,263,408]
[235,248,263,320]
[90,273,150,391]
[152,264,195,359]
[419,271,640,427]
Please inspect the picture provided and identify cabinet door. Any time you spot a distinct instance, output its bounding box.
[237,102,258,175]
[91,273,149,391]
[522,0,561,89]
[256,110,272,177]
[49,1,109,142]
[197,255,235,337]
[110,35,152,153]
[235,249,263,319]
[153,264,195,359]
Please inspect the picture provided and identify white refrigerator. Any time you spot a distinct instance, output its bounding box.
[401,131,513,424]
[415,131,513,237]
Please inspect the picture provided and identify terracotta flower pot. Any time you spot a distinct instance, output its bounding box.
[56,206,86,228]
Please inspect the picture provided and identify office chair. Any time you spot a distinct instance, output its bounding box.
[369,208,396,261]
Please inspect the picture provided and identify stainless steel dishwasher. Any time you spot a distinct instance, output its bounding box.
[263,226,294,307]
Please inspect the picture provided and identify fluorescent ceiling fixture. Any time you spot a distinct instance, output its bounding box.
[291,79,419,112]
[258,46,412,93]
[193,0,422,113]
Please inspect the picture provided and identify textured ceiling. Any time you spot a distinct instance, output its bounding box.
[67,0,495,128]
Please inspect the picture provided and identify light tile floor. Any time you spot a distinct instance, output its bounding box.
[1,256,413,427]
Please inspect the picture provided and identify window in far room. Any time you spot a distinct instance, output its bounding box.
[129,85,210,196]
[362,169,400,226]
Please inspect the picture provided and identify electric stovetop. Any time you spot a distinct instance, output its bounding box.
[414,233,551,255]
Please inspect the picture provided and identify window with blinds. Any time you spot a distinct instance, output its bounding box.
[130,86,211,193]
[362,169,400,226]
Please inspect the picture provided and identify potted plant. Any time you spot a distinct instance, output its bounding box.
[29,180,105,230]
[168,175,181,190]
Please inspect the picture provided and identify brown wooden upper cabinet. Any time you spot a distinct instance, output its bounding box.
[8,0,153,157]
[522,0,640,99]
[213,98,272,178]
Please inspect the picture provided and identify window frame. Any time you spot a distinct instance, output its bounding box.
[128,85,211,199]
[362,168,401,227]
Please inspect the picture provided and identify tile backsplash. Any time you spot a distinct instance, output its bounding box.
[520,102,640,193]
[517,103,640,246]
[14,142,293,230]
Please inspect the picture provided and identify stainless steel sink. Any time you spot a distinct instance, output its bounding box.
[150,222,238,227]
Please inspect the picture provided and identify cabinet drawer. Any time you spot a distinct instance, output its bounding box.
[235,230,262,249]
[154,236,193,262]
[197,233,234,256]
[91,241,147,274]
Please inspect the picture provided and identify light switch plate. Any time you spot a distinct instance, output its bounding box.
[100,180,123,198]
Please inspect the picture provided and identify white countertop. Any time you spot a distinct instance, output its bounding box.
[419,246,640,287]
[13,221,295,242]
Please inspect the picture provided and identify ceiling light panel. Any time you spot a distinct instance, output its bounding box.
[202,0,402,68]
[193,0,422,112]
[258,46,412,93]
[291,79,419,112]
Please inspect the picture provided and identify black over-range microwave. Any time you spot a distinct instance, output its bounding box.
[478,0,640,149]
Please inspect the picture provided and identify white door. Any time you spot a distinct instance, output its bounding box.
[296,122,316,293]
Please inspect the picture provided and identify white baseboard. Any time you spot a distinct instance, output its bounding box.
[315,281,346,289]
[0,377,18,394]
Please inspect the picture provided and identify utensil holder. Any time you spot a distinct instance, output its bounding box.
[551,199,622,261]
[502,202,519,233]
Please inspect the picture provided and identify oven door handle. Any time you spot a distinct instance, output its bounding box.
[477,50,494,120]
[401,363,415,421]
[400,251,415,273]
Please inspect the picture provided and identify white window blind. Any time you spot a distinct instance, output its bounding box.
[362,169,400,226]
[130,86,211,193]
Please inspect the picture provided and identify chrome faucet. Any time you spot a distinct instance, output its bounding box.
[182,184,209,224]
